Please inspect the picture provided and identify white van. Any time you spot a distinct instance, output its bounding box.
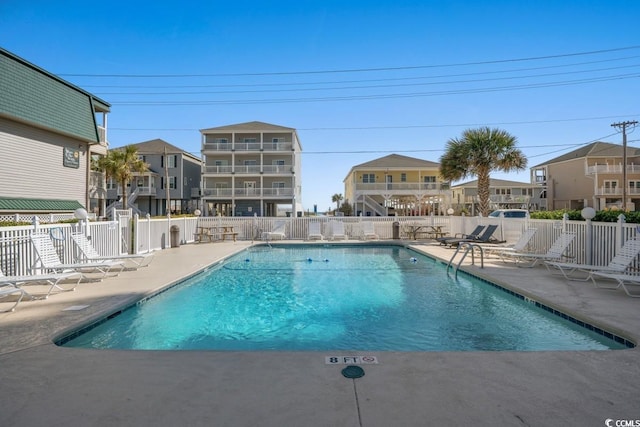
[488,209,529,218]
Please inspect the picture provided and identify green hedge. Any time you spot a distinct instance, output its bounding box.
[530,209,640,223]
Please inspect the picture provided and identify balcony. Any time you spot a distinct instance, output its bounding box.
[97,126,107,145]
[89,171,106,192]
[202,142,294,152]
[587,164,640,175]
[595,187,640,196]
[262,165,293,174]
[354,182,444,193]
[201,187,293,198]
[234,165,262,174]
[204,165,233,174]
[135,186,156,196]
[203,142,232,152]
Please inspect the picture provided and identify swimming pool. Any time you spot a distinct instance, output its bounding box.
[59,244,631,351]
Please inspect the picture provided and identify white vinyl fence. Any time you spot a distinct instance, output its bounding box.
[1,213,638,278]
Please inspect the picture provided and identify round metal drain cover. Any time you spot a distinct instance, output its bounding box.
[341,365,365,379]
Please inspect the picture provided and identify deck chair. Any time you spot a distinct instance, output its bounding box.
[437,225,485,245]
[502,232,576,268]
[307,222,324,240]
[589,271,640,297]
[0,283,28,312]
[441,225,503,248]
[1,266,82,302]
[263,220,287,240]
[329,221,348,240]
[475,228,537,259]
[71,233,154,270]
[361,221,379,240]
[30,233,125,279]
[545,237,640,284]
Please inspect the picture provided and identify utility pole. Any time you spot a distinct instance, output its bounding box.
[611,120,638,210]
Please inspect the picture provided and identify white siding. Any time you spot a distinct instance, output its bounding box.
[0,116,87,204]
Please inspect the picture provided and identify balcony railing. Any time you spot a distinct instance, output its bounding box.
[204,165,233,174]
[203,142,232,151]
[89,171,106,191]
[587,164,640,174]
[262,165,293,174]
[234,165,262,174]
[202,142,293,152]
[203,165,292,174]
[97,126,107,144]
[595,187,640,196]
[135,186,156,196]
[201,188,293,198]
[354,182,444,192]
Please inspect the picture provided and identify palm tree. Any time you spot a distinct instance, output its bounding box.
[97,145,148,209]
[439,127,527,216]
[331,193,343,211]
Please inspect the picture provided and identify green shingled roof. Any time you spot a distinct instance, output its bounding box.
[0,48,110,143]
[0,197,84,213]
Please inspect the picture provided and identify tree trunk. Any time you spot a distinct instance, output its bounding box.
[477,169,491,216]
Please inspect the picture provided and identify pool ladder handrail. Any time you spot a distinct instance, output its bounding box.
[446,242,484,278]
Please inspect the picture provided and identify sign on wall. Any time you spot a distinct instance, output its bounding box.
[63,147,80,169]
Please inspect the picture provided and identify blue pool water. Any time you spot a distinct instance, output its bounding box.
[59,245,630,351]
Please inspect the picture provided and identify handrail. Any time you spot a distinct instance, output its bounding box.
[446,242,484,278]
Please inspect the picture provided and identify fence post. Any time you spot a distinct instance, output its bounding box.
[617,214,626,251]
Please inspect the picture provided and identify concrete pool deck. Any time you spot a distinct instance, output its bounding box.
[1,240,639,426]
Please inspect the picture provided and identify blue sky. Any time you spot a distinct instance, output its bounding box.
[2,1,639,212]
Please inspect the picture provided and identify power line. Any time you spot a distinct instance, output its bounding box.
[108,73,640,105]
[77,55,640,89]
[93,64,640,96]
[109,114,640,132]
[58,45,640,78]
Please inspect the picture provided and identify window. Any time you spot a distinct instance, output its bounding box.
[161,155,177,168]
[214,160,228,166]
[243,138,257,143]
[244,160,258,165]
[423,176,436,182]
[272,182,285,188]
[273,159,285,165]
[495,188,511,195]
[604,180,618,194]
[363,173,375,183]
[214,138,228,144]
[401,173,407,182]
[138,155,146,162]
[272,138,284,143]
[630,181,640,192]
[522,188,533,196]
[161,177,177,189]
[107,178,116,190]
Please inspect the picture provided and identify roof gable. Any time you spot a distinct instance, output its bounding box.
[200,121,295,132]
[353,154,440,169]
[532,141,640,167]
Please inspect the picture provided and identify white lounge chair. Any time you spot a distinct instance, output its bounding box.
[30,233,125,279]
[589,272,640,297]
[262,220,287,240]
[307,222,324,240]
[71,233,154,269]
[0,267,82,305]
[330,221,347,240]
[545,237,640,284]
[0,284,28,312]
[475,228,537,259]
[361,221,379,240]
[501,232,576,267]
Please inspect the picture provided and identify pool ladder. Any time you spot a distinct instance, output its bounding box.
[446,242,484,278]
